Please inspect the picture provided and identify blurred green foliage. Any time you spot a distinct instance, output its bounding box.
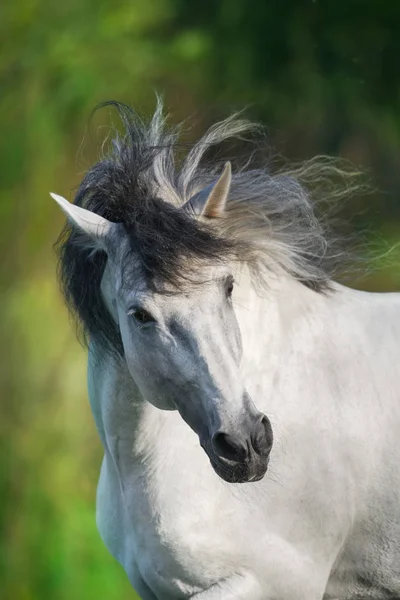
[1,1,400,598]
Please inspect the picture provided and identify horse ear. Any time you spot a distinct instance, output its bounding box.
[183,161,231,218]
[50,192,114,250]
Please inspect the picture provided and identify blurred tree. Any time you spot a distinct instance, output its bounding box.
[1,1,400,599]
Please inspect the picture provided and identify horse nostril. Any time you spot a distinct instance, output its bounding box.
[251,415,273,457]
[212,431,248,462]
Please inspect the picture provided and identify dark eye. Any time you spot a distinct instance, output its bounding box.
[132,308,156,325]
[226,278,234,298]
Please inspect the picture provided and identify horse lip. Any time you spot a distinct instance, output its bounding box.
[247,470,266,482]
[208,454,268,484]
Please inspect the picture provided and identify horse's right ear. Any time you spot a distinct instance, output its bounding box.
[50,193,115,251]
[183,162,232,219]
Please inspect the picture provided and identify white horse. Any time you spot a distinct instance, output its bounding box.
[52,101,400,599]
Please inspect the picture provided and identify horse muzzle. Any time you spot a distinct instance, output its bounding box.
[205,412,273,483]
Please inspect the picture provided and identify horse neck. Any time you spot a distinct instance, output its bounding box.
[234,273,316,350]
[88,346,142,444]
[88,344,183,461]
[233,272,362,370]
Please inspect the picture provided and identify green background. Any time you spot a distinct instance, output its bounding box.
[2,1,400,598]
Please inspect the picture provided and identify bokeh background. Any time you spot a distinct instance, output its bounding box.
[2,1,400,598]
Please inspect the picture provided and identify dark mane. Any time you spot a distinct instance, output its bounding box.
[56,100,363,355]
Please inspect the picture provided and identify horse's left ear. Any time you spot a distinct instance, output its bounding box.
[183,161,231,218]
[50,192,115,251]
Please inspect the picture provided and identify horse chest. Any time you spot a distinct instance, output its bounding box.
[133,477,247,586]
[98,447,248,596]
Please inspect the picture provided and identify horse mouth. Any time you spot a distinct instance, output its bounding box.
[209,455,269,484]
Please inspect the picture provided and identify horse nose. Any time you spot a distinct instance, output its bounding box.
[211,414,273,463]
[251,414,273,458]
[212,431,248,462]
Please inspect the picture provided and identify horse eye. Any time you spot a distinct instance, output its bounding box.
[226,279,234,298]
[132,308,156,325]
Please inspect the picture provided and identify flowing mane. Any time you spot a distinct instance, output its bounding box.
[56,99,362,354]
